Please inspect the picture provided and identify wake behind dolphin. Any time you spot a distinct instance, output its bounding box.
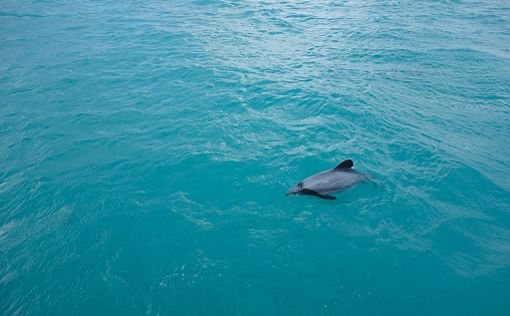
[286,159,370,200]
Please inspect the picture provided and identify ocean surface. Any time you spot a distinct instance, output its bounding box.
[1,0,510,314]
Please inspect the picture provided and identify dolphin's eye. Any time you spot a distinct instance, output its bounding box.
[297,182,303,188]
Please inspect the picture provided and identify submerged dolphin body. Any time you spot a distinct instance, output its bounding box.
[286,159,370,200]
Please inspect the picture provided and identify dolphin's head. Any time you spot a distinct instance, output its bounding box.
[286,182,304,196]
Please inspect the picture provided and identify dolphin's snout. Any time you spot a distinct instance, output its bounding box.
[286,185,299,196]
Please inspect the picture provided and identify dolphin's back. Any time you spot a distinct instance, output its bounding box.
[303,168,367,194]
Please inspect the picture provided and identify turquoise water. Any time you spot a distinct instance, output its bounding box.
[1,0,510,314]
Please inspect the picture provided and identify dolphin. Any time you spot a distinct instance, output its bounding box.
[286,159,370,200]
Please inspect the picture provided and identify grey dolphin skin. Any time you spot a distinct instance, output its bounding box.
[286,159,370,200]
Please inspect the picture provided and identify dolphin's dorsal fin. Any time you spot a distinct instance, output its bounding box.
[335,159,353,170]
